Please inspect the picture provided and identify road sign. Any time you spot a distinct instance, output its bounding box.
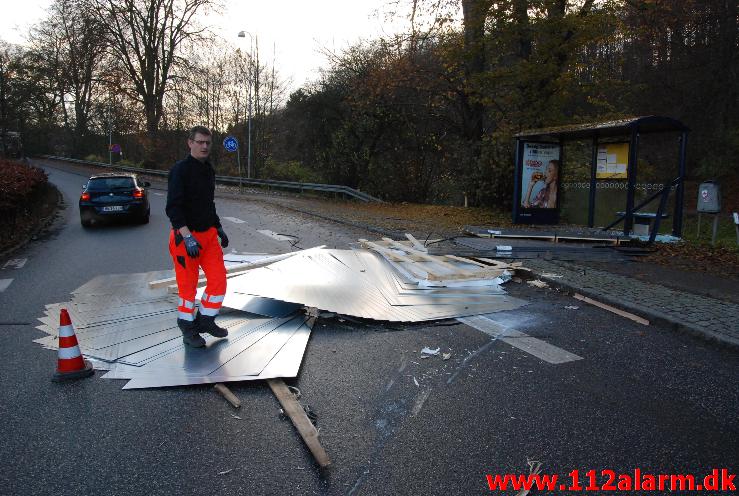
[223,136,239,152]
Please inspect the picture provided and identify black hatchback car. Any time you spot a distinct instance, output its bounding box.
[79,173,151,227]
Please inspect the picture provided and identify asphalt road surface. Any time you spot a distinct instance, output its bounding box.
[0,161,736,495]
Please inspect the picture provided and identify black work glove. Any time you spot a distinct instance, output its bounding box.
[216,227,229,248]
[183,235,202,258]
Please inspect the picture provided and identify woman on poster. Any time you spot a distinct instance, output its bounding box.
[523,159,559,209]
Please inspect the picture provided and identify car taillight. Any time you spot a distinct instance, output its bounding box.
[80,192,90,201]
[133,189,144,199]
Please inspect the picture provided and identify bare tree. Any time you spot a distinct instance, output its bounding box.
[29,0,108,156]
[85,0,216,162]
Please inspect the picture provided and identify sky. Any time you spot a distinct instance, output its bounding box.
[0,0,409,91]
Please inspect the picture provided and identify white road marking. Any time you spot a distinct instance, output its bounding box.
[257,229,296,241]
[2,258,27,269]
[458,315,583,364]
[223,217,246,224]
[0,279,13,292]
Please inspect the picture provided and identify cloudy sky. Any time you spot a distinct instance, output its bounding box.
[0,0,411,90]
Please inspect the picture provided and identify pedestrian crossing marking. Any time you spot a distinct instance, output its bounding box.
[458,315,583,364]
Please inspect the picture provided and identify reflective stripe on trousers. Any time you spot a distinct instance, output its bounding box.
[169,227,227,320]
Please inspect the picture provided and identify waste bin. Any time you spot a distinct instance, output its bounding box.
[697,180,721,213]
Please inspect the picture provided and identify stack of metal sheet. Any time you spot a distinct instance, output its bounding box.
[222,248,526,322]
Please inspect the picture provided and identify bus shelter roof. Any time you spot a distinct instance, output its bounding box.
[514,116,689,141]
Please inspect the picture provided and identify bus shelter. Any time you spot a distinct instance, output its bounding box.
[512,116,689,238]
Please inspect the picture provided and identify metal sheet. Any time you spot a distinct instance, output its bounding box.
[120,319,312,389]
[100,314,295,377]
[197,287,301,317]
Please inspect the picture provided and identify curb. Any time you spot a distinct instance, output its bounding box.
[533,272,739,351]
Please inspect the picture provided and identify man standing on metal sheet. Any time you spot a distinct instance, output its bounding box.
[166,126,230,347]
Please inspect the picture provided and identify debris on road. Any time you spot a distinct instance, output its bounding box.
[214,383,241,409]
[573,293,649,325]
[33,240,530,469]
[527,279,549,289]
[268,378,331,468]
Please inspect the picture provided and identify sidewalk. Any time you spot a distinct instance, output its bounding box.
[524,258,739,349]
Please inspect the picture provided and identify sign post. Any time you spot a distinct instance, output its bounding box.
[223,136,241,193]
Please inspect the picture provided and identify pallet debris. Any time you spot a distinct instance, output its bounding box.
[214,383,241,408]
[268,379,331,468]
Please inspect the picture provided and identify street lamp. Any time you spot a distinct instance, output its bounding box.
[237,30,254,180]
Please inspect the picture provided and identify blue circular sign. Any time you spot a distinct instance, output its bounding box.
[223,136,239,152]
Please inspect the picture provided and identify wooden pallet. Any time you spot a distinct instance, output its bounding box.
[462,226,622,245]
[360,235,520,284]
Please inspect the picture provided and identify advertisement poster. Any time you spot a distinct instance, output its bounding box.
[521,142,561,209]
[596,142,629,179]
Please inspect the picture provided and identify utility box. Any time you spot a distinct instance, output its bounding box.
[697,181,721,213]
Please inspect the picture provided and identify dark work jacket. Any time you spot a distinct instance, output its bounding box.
[165,154,222,232]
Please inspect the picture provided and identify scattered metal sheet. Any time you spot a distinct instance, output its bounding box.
[35,245,526,389]
[35,270,315,389]
[224,249,526,322]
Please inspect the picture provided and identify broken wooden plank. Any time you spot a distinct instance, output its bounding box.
[381,238,478,276]
[475,257,521,270]
[443,254,489,267]
[214,383,241,408]
[267,378,331,468]
[426,268,504,281]
[359,240,438,278]
[404,233,427,252]
[573,293,649,326]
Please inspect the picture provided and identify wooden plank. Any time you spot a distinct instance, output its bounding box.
[475,257,518,269]
[150,247,327,288]
[381,238,478,275]
[573,293,649,326]
[426,269,504,281]
[267,379,331,468]
[443,254,488,267]
[556,235,619,245]
[359,240,439,278]
[404,233,427,252]
[213,383,241,408]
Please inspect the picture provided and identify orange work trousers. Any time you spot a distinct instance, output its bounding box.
[169,227,227,321]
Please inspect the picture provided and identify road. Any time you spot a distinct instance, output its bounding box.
[0,161,736,495]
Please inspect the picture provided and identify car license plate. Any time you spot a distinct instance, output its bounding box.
[102,206,124,212]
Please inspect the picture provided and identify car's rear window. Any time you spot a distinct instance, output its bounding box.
[87,177,135,191]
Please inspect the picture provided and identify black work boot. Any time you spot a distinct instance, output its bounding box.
[195,313,228,338]
[177,318,206,347]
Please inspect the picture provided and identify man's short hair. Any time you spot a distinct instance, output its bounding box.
[188,126,211,140]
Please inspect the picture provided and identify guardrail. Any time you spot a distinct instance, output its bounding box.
[38,155,382,203]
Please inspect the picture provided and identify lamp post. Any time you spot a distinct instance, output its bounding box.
[237,30,254,179]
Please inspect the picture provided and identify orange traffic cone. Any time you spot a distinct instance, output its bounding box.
[52,308,94,382]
